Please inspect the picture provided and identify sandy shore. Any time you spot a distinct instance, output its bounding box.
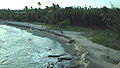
[0,22,88,68]
[1,21,120,68]
[52,30,120,68]
[16,25,89,68]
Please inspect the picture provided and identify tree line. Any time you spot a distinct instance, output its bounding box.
[0,3,120,39]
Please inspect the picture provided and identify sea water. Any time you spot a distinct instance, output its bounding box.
[0,25,71,68]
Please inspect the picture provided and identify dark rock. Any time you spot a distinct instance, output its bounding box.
[65,64,80,68]
[58,57,72,62]
[68,39,75,43]
[49,49,52,51]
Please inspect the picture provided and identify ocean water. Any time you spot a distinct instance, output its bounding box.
[0,25,71,68]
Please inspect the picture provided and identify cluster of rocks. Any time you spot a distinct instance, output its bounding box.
[44,31,89,68]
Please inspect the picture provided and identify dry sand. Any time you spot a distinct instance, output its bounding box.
[53,31,120,68]
[0,21,120,68]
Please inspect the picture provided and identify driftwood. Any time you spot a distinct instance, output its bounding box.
[58,57,72,62]
[48,54,66,58]
[65,64,80,68]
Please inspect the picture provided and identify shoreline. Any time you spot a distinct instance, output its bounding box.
[1,21,120,68]
[0,22,88,68]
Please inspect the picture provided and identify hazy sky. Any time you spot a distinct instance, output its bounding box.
[0,0,120,9]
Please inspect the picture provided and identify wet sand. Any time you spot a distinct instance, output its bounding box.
[14,25,88,68]
[0,22,88,68]
[2,21,120,68]
[53,31,120,68]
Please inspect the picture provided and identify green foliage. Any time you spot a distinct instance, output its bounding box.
[58,20,69,28]
[81,29,120,51]
[110,9,120,40]
[0,5,104,27]
[0,5,120,50]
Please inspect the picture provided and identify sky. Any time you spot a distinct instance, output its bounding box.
[0,0,120,9]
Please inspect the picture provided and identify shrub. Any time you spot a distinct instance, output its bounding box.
[58,20,69,28]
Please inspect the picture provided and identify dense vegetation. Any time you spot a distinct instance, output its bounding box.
[0,3,120,50]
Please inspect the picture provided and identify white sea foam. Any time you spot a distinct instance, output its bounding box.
[0,25,66,68]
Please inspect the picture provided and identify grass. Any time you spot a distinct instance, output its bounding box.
[29,22,120,51]
[29,22,94,31]
[81,30,120,51]
[47,24,120,51]
[45,24,95,32]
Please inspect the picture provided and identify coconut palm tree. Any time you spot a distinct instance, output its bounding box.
[37,2,41,8]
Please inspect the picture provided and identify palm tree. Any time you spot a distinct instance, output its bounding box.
[24,6,30,22]
[24,6,28,11]
[37,2,41,8]
[30,6,33,9]
[100,6,112,59]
